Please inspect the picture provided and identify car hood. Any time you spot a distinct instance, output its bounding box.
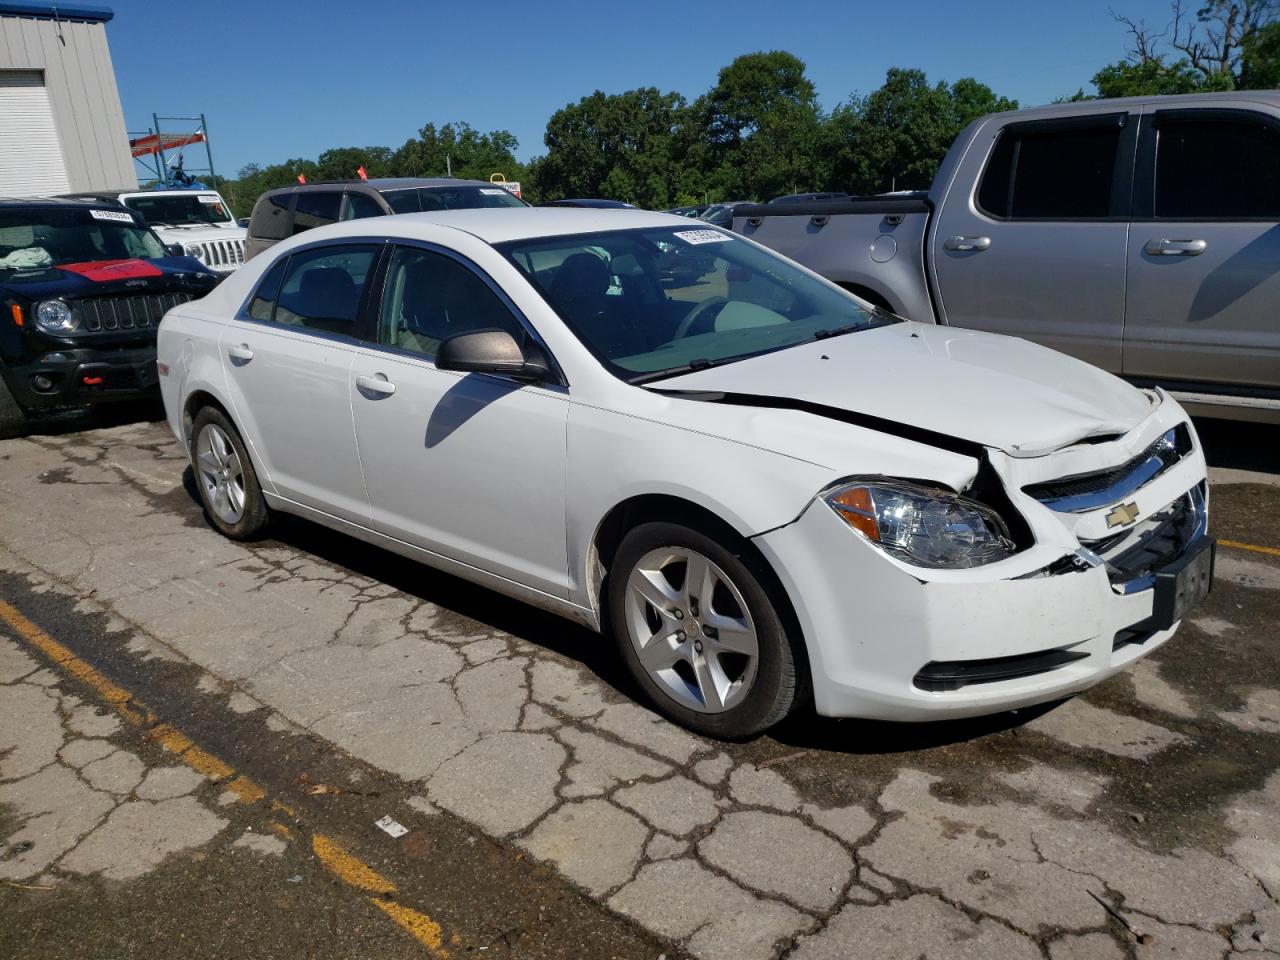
[149,224,245,241]
[0,257,220,299]
[652,322,1155,458]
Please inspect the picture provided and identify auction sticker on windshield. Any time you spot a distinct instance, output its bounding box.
[89,209,134,223]
[675,229,732,244]
[197,195,222,204]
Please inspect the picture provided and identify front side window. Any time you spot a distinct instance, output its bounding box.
[1154,116,1280,219]
[291,192,342,235]
[499,226,889,382]
[273,244,377,336]
[978,120,1123,219]
[378,245,524,358]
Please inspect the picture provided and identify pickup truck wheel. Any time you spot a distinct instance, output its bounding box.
[190,407,268,540]
[608,521,800,739]
[0,376,27,440]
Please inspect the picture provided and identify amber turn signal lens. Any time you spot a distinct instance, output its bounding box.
[829,486,880,541]
[9,304,23,327]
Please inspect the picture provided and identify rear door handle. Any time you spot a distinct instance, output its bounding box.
[1145,238,1207,256]
[355,373,396,398]
[944,235,991,252]
[227,343,253,363]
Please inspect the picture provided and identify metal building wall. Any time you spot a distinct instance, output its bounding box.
[0,12,136,191]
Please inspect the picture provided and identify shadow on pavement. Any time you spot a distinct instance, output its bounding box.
[179,466,1023,755]
[19,400,167,439]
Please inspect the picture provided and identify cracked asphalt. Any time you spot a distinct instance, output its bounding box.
[0,412,1277,960]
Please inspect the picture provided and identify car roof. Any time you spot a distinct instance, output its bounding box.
[265,177,500,195]
[295,208,694,245]
[1007,89,1280,121]
[61,189,223,199]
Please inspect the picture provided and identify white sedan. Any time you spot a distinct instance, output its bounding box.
[157,209,1214,738]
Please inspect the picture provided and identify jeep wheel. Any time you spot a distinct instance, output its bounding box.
[0,376,27,440]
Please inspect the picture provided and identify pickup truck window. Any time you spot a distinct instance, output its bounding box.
[977,120,1122,220]
[1155,117,1280,219]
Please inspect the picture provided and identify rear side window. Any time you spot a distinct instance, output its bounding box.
[342,191,384,220]
[249,192,292,241]
[274,244,378,336]
[247,257,287,321]
[1154,116,1280,219]
[291,192,342,235]
[978,120,1123,220]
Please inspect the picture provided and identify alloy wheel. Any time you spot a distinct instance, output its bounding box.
[623,546,759,713]
[195,423,246,525]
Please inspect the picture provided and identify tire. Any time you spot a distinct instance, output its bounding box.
[0,374,28,441]
[607,521,802,739]
[189,406,269,540]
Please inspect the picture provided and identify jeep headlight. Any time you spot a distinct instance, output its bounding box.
[183,244,206,261]
[825,480,1016,569]
[33,299,78,334]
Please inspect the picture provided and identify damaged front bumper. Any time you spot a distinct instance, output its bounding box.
[753,394,1212,721]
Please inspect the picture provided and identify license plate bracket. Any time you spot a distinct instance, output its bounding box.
[1151,537,1215,630]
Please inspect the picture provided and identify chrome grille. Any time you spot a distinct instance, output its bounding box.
[73,292,193,332]
[1083,483,1207,592]
[1024,425,1191,513]
[191,237,245,271]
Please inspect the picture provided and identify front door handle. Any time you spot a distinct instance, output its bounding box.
[355,373,396,398]
[227,343,253,363]
[944,235,991,252]
[1145,238,1207,256]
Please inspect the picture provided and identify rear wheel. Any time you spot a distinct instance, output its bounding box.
[190,406,268,540]
[0,375,28,440]
[607,521,802,739]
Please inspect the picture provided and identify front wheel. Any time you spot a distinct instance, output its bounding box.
[190,406,269,540]
[607,521,802,739]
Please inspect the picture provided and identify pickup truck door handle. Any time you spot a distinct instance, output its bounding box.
[227,343,253,363]
[355,373,396,398]
[944,235,991,252]
[1144,238,1207,256]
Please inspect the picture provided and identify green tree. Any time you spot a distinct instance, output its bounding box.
[533,87,688,208]
[825,69,1016,194]
[695,51,825,200]
[1081,0,1279,96]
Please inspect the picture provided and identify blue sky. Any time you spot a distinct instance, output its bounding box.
[107,0,1178,178]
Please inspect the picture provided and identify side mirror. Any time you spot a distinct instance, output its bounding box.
[436,329,551,383]
[165,243,186,257]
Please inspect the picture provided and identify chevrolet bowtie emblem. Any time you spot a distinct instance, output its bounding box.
[1106,501,1141,528]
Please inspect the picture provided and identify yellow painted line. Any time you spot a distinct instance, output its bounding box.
[311,834,397,895]
[1220,538,1280,559]
[312,835,448,956]
[374,900,447,953]
[0,598,449,957]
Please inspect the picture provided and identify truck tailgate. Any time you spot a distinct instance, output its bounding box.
[732,195,934,322]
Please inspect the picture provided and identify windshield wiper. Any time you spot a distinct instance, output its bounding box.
[629,357,736,385]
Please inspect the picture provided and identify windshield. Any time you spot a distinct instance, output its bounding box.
[499,226,892,383]
[122,193,233,226]
[381,185,526,214]
[0,208,167,276]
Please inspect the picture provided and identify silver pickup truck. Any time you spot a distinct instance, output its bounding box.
[734,91,1280,423]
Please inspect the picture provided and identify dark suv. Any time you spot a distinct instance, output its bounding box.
[244,178,528,260]
[0,198,219,437]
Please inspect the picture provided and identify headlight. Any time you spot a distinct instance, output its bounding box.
[33,299,77,334]
[825,480,1016,569]
[183,244,205,260]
